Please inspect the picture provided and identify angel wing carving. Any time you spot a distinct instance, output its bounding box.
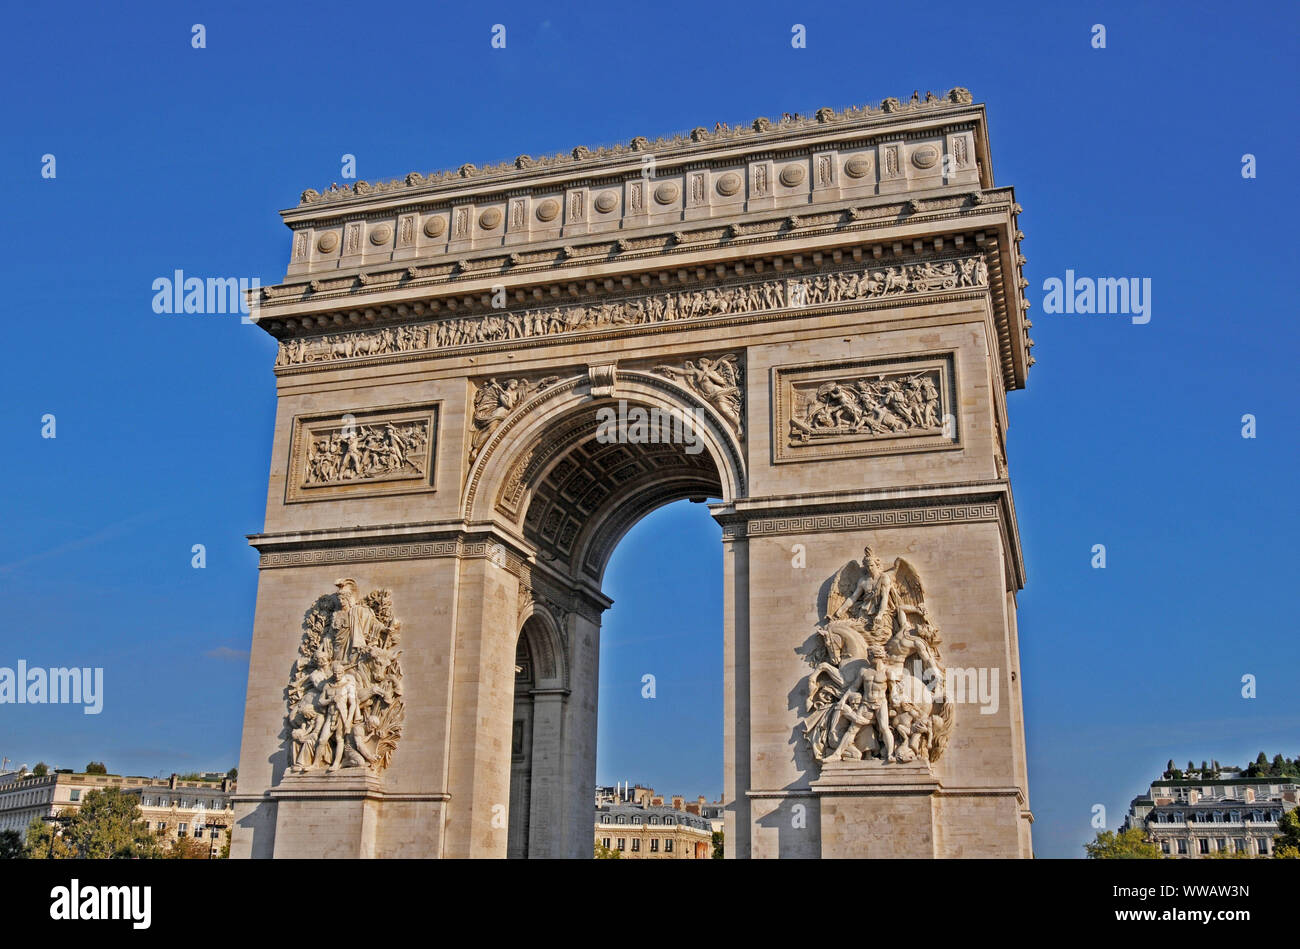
[825,559,864,621]
[713,353,741,388]
[892,557,925,607]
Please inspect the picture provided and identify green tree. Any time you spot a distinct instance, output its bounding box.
[1084,828,1162,859]
[593,841,621,859]
[711,830,724,859]
[57,788,160,858]
[166,835,210,859]
[25,817,77,859]
[1272,754,1287,776]
[226,768,238,780]
[84,761,108,775]
[31,762,49,777]
[1273,808,1300,859]
[0,829,24,859]
[218,827,231,859]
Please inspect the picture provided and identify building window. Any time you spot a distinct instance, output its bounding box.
[158,822,167,833]
[142,797,151,807]
[1235,837,1247,852]
[69,789,80,802]
[178,823,188,837]
[631,839,640,852]
[1216,837,1226,851]
[602,838,610,849]
[1176,839,1187,854]
[1198,838,1209,854]
[1258,837,1270,855]
[650,839,659,852]
[665,839,673,853]
[616,838,625,851]
[1160,840,1170,854]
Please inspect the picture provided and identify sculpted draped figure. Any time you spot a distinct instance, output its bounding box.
[803,546,953,767]
[652,353,744,436]
[287,579,405,774]
[468,376,561,464]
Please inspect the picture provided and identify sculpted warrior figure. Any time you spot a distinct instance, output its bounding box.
[286,580,405,774]
[803,544,953,767]
[828,659,893,762]
[321,662,374,772]
[831,546,924,638]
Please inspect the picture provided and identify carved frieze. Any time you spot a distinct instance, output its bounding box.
[803,546,953,768]
[275,255,989,369]
[287,403,438,502]
[287,579,405,775]
[773,354,957,463]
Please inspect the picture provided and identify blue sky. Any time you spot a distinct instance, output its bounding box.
[1,1,1296,858]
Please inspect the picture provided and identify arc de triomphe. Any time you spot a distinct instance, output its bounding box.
[231,88,1034,858]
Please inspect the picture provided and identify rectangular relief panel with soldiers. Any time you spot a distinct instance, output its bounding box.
[286,402,439,502]
[772,353,958,463]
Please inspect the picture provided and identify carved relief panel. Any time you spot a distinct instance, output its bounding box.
[772,353,957,463]
[286,402,439,502]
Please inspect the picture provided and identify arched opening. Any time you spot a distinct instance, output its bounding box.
[595,497,723,859]
[506,609,568,859]
[480,372,741,858]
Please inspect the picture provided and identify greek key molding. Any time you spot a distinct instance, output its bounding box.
[720,503,999,541]
[259,542,460,569]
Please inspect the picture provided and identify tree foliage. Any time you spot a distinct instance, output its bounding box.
[1085,828,1162,859]
[0,829,24,859]
[83,761,108,775]
[166,835,211,859]
[1274,808,1300,859]
[25,789,160,859]
[24,818,77,859]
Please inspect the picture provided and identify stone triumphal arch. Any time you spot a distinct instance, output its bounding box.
[231,88,1035,858]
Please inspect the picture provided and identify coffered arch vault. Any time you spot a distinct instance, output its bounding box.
[463,369,745,581]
